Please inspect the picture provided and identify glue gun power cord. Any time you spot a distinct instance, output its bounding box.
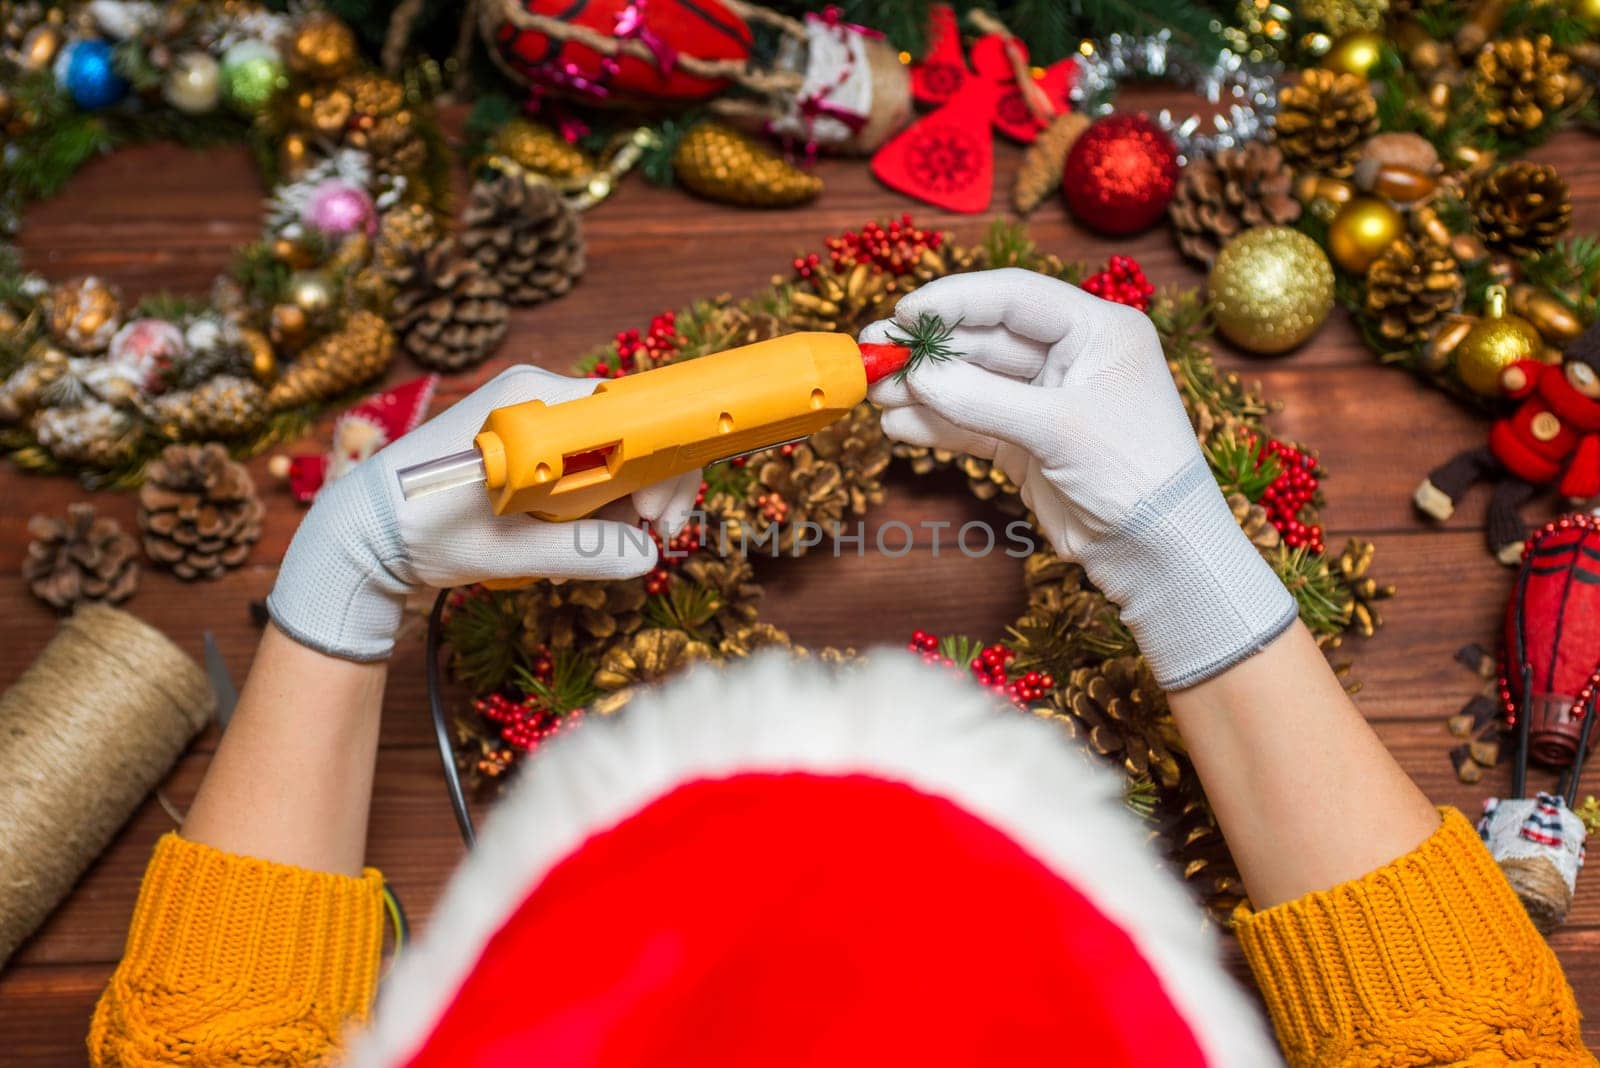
[428,587,477,848]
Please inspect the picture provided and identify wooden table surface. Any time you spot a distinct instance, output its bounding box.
[4,96,1600,1060]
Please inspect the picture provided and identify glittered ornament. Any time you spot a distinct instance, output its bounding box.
[1456,285,1544,396]
[1209,226,1335,355]
[163,51,220,114]
[107,318,184,393]
[56,39,127,110]
[285,12,357,82]
[288,271,337,317]
[45,276,122,353]
[1322,30,1383,79]
[302,179,377,238]
[1327,195,1404,274]
[1061,115,1180,236]
[1574,0,1600,32]
[221,39,285,114]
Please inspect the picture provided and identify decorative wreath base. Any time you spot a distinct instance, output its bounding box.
[441,216,1393,924]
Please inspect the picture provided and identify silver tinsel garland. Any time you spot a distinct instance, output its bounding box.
[1069,31,1280,165]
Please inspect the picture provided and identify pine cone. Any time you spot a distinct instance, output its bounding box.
[890,443,1022,508]
[1275,70,1378,178]
[137,443,263,580]
[1364,236,1465,348]
[23,503,140,609]
[1170,142,1301,266]
[672,120,822,208]
[1334,537,1394,638]
[715,620,793,659]
[391,244,509,372]
[491,118,595,181]
[787,261,897,334]
[151,375,268,441]
[679,551,763,638]
[1474,35,1577,139]
[0,346,68,423]
[373,204,441,284]
[1228,491,1283,549]
[1470,161,1572,258]
[729,443,849,556]
[809,401,891,514]
[458,170,585,306]
[267,310,394,411]
[1298,0,1386,35]
[592,628,714,715]
[32,401,139,468]
[515,577,646,655]
[1013,112,1089,216]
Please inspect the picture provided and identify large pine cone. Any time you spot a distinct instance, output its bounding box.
[32,401,139,468]
[1473,35,1577,139]
[150,375,268,442]
[137,443,263,580]
[267,310,394,411]
[1364,236,1465,348]
[1275,70,1378,178]
[391,244,509,373]
[515,577,646,655]
[459,170,585,306]
[23,503,140,609]
[1169,142,1301,266]
[1470,161,1572,258]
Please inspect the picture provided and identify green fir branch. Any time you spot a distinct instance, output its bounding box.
[886,312,962,380]
[937,633,984,668]
[644,578,723,636]
[1269,545,1349,637]
[444,588,528,694]
[518,649,601,715]
[1205,432,1281,502]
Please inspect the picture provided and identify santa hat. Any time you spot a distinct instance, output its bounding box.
[350,652,1279,1067]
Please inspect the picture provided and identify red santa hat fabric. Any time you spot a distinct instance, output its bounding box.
[349,652,1278,1067]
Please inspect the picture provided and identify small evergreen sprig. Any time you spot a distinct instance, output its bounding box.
[1205,432,1282,503]
[885,311,963,381]
[517,649,601,716]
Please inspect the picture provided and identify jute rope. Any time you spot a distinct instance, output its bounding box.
[1499,856,1573,934]
[0,604,213,966]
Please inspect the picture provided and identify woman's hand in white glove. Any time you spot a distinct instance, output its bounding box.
[266,365,702,662]
[863,268,1295,690]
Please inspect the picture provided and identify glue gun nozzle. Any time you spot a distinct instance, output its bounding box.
[396,449,487,501]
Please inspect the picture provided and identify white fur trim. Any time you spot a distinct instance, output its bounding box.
[350,652,1280,1067]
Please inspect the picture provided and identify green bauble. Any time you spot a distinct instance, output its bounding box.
[1209,227,1335,355]
[221,40,285,114]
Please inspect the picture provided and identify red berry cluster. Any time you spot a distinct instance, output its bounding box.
[590,310,680,378]
[1258,438,1323,553]
[1082,255,1155,313]
[475,692,584,754]
[643,517,706,595]
[906,631,1056,707]
[794,214,943,280]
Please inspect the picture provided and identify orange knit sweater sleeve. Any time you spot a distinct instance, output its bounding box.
[1237,807,1596,1067]
[89,832,385,1067]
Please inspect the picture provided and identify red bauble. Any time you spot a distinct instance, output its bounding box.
[1061,114,1180,236]
[493,0,752,103]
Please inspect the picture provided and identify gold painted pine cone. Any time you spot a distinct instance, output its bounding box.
[1363,237,1465,348]
[151,375,268,441]
[515,577,646,655]
[23,502,140,609]
[1470,161,1572,258]
[1228,492,1282,549]
[672,120,822,208]
[137,443,264,580]
[267,310,394,411]
[592,628,714,715]
[1473,35,1578,139]
[1275,70,1378,178]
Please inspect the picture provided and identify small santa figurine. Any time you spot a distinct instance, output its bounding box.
[270,375,437,503]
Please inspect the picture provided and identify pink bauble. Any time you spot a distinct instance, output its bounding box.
[107,317,185,393]
[303,179,377,238]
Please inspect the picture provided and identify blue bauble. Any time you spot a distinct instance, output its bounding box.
[57,39,128,111]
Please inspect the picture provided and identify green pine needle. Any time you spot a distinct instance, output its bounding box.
[937,633,984,667]
[644,578,723,636]
[1205,433,1281,502]
[519,649,602,715]
[444,589,529,694]
[886,312,963,381]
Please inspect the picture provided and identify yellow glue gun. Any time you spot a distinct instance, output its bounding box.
[395,332,870,522]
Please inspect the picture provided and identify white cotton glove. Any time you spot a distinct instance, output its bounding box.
[267,365,703,662]
[864,269,1295,690]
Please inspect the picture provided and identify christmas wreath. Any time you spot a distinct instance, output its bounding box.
[0,3,594,487]
[439,216,1393,923]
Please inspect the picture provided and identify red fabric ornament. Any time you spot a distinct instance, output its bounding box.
[402,773,1208,1067]
[873,4,1074,212]
[493,0,752,104]
[1061,114,1181,235]
[1502,514,1600,768]
[269,374,438,502]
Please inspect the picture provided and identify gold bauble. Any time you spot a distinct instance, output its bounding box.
[240,328,277,382]
[20,24,62,71]
[1327,196,1404,273]
[1572,0,1600,32]
[269,303,308,349]
[1322,31,1384,79]
[1455,286,1543,395]
[288,271,336,316]
[1209,226,1336,355]
[286,12,358,81]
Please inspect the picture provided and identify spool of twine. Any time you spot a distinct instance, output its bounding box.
[1498,856,1573,934]
[0,604,213,967]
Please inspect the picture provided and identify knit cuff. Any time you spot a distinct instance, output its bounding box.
[1236,809,1584,1067]
[107,833,385,1038]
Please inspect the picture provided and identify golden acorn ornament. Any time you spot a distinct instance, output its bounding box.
[1455,285,1544,396]
[1327,195,1405,274]
[1209,227,1336,355]
[670,120,822,208]
[1509,284,1585,345]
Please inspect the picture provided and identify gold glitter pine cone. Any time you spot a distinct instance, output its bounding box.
[1473,35,1578,139]
[1363,236,1466,349]
[491,118,595,181]
[672,120,822,208]
[678,551,764,638]
[458,169,585,307]
[1169,141,1301,266]
[151,375,268,442]
[1469,160,1572,259]
[1274,69,1378,178]
[267,310,395,411]
[23,502,140,610]
[137,443,264,580]
[592,628,714,715]
[390,245,510,373]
